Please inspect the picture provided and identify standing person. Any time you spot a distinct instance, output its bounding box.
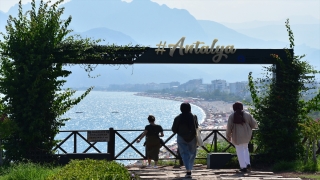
[226,101,258,173]
[137,115,164,168]
[171,102,199,178]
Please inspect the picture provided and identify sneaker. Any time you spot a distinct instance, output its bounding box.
[185,172,192,178]
[239,168,247,173]
[246,164,251,172]
[146,165,152,168]
[153,165,158,168]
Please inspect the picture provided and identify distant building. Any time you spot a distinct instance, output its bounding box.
[211,79,227,92]
[229,81,248,97]
[169,81,180,87]
[179,79,202,92]
[197,84,210,92]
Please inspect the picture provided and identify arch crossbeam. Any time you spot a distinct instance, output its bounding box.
[61,47,292,65]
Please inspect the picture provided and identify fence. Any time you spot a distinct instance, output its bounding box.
[52,128,256,165]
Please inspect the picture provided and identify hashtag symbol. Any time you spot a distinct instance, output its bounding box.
[155,41,166,55]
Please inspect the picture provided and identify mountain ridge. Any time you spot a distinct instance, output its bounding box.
[0,0,319,87]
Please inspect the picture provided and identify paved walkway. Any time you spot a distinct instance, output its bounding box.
[126,164,301,180]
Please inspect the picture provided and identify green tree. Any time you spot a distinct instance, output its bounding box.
[248,19,320,162]
[0,0,99,163]
[299,117,320,164]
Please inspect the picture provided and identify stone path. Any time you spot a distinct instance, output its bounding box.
[126,164,301,180]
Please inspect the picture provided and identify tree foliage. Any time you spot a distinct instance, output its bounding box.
[299,117,320,163]
[0,0,101,163]
[247,19,320,162]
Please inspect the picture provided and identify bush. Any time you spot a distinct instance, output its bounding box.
[0,162,60,180]
[47,159,132,180]
[272,157,320,173]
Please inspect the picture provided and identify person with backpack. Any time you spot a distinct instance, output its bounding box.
[137,115,164,168]
[226,101,258,173]
[171,102,199,178]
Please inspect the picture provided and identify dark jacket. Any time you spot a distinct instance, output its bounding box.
[172,113,198,142]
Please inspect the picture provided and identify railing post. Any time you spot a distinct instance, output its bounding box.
[214,131,217,152]
[107,128,115,160]
[73,131,77,153]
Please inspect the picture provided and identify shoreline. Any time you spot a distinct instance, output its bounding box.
[134,92,236,125]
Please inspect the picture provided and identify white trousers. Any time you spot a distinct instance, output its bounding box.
[235,143,250,169]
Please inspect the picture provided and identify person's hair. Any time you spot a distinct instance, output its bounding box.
[232,101,245,124]
[233,101,243,111]
[148,115,155,122]
[180,102,191,113]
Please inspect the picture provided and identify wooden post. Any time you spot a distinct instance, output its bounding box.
[73,131,77,153]
[107,128,115,160]
[214,131,217,152]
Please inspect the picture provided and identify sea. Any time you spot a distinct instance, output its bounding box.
[55,91,205,165]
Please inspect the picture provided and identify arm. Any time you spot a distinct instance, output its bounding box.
[248,114,258,129]
[159,125,164,137]
[160,131,164,137]
[136,130,148,143]
[226,114,234,142]
[171,116,179,133]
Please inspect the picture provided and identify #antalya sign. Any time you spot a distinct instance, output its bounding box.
[154,37,236,63]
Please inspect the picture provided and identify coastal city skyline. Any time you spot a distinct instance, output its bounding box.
[107,78,249,95]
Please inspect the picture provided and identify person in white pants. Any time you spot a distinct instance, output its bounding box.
[235,143,251,170]
[226,101,258,172]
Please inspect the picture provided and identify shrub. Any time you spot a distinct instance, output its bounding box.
[47,159,132,180]
[272,157,320,173]
[0,162,60,180]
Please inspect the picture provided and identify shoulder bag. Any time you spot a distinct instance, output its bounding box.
[193,115,204,146]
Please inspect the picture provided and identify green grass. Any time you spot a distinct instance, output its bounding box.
[0,159,135,180]
[272,158,320,172]
[299,174,320,179]
[46,159,132,180]
[0,162,60,180]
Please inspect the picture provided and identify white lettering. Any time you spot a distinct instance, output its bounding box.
[193,41,204,54]
[210,39,219,54]
[161,37,236,63]
[199,45,210,54]
[184,44,194,54]
[168,37,186,56]
[212,46,228,62]
[225,45,236,54]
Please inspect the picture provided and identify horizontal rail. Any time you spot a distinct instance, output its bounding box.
[53,128,258,163]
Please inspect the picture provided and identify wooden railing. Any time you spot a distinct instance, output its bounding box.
[53,128,257,163]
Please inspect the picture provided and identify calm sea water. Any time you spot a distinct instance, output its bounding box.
[56,91,205,165]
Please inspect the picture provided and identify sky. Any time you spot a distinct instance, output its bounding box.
[0,0,319,83]
[0,0,319,23]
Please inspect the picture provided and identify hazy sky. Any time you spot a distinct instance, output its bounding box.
[0,0,319,23]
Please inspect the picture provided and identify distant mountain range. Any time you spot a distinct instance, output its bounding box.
[0,0,319,87]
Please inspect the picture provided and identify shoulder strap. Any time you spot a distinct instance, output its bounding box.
[193,115,198,130]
